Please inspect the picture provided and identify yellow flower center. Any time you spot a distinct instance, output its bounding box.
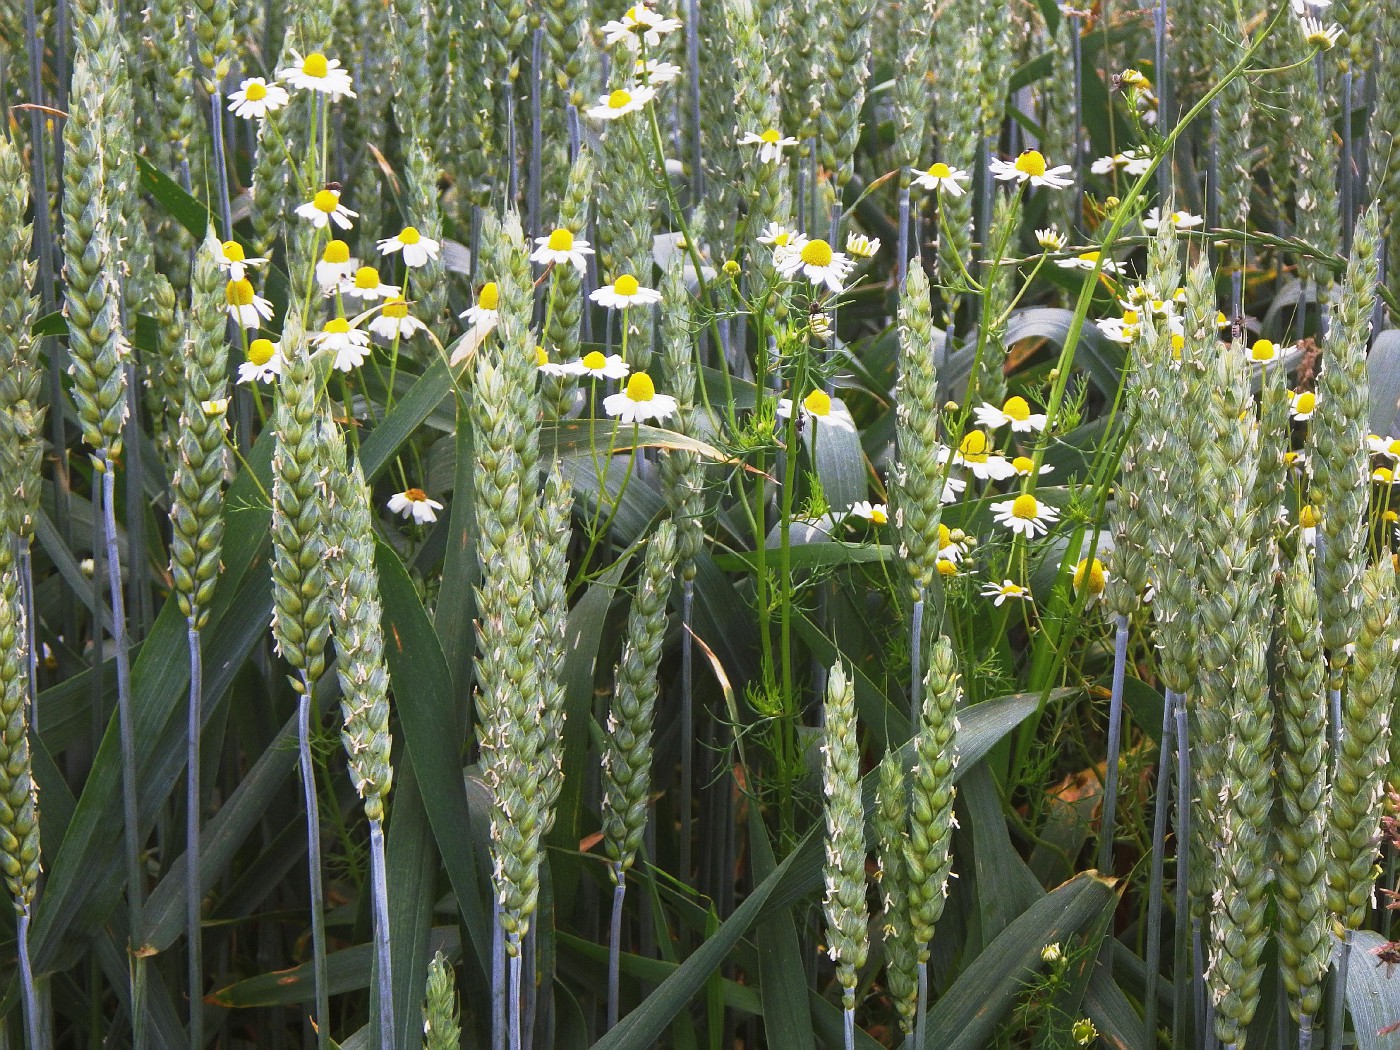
[1011,494,1041,520]
[626,372,656,402]
[222,240,245,262]
[1074,558,1106,595]
[1170,333,1184,358]
[323,239,350,264]
[478,282,499,310]
[1386,510,1400,524]
[928,162,952,178]
[383,299,410,319]
[244,80,268,101]
[614,274,641,297]
[1014,150,1048,177]
[1002,396,1031,421]
[302,52,330,78]
[1300,505,1319,528]
[1389,440,1400,457]
[1123,309,1139,324]
[802,388,832,417]
[607,89,634,110]
[536,347,550,366]
[353,266,381,289]
[225,278,255,306]
[869,506,887,525]
[1012,456,1035,474]
[404,487,427,502]
[397,226,421,245]
[772,231,793,247]
[938,523,952,547]
[800,239,834,267]
[1376,467,1396,484]
[1078,251,1100,264]
[760,129,782,143]
[582,351,607,370]
[1250,339,1276,361]
[936,559,957,576]
[325,318,351,334]
[959,429,990,459]
[248,338,275,365]
[313,189,339,213]
[1294,392,1316,415]
[545,228,574,251]
[1283,450,1301,466]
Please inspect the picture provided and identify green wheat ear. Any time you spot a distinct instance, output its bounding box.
[821,661,868,1009]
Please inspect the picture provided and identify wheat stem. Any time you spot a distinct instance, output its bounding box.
[186,624,203,1050]
[1097,613,1130,874]
[297,673,330,1050]
[369,818,394,1050]
[608,869,626,1029]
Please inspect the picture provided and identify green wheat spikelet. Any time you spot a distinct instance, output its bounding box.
[821,661,868,1007]
[905,635,960,956]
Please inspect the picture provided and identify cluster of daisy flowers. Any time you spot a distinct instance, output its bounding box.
[228,49,355,121]
[586,3,682,121]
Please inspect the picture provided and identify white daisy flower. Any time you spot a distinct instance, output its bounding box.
[341,265,402,302]
[939,475,968,503]
[1036,227,1068,250]
[938,430,1017,480]
[1246,338,1279,363]
[1298,504,1320,546]
[989,493,1061,538]
[565,350,630,379]
[1010,456,1055,477]
[586,85,657,121]
[1056,250,1122,273]
[739,128,799,164]
[237,338,284,384]
[845,233,880,259]
[1290,390,1317,421]
[278,50,356,100]
[1368,434,1400,461]
[1073,558,1108,602]
[227,77,289,119]
[973,395,1048,433]
[773,238,855,293]
[1373,466,1400,486]
[1299,16,1342,49]
[633,57,683,84]
[1143,207,1204,231]
[536,347,578,377]
[936,523,966,562]
[312,317,372,371]
[316,240,358,292]
[775,388,857,432]
[369,298,427,340]
[460,282,500,327]
[981,580,1032,606]
[200,398,230,416]
[848,501,888,525]
[295,188,358,230]
[600,3,683,49]
[224,278,274,328]
[215,239,268,282]
[1096,316,1139,344]
[387,488,444,525]
[590,273,663,309]
[911,162,970,195]
[602,372,679,423]
[532,227,594,270]
[377,225,441,268]
[757,223,807,252]
[990,150,1074,189]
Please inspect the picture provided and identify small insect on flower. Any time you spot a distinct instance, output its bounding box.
[1090,149,1153,176]
[343,265,402,301]
[974,395,1048,433]
[990,149,1074,189]
[600,2,683,48]
[565,350,630,379]
[590,273,663,309]
[1143,207,1204,231]
[775,388,858,432]
[1036,227,1068,251]
[278,50,356,100]
[312,317,372,371]
[316,239,358,292]
[1290,390,1318,421]
[532,227,594,270]
[981,580,1032,605]
[989,492,1060,538]
[848,501,888,525]
[1056,250,1122,273]
[586,85,658,120]
[224,278,275,328]
[460,282,500,327]
[603,371,679,423]
[1299,15,1342,48]
[388,487,444,525]
[377,226,441,268]
[774,238,855,293]
[296,187,358,230]
[633,57,683,84]
[215,239,268,282]
[238,337,284,384]
[845,233,880,259]
[227,76,290,119]
[369,297,427,340]
[911,162,970,195]
[739,128,799,164]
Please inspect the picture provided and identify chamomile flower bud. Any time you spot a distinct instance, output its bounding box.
[602,372,679,423]
[227,76,290,119]
[990,149,1074,188]
[369,298,427,340]
[1036,227,1068,250]
[989,493,1060,537]
[1299,16,1342,48]
[224,278,274,328]
[981,579,1031,605]
[312,317,372,371]
[586,85,657,121]
[911,162,970,195]
[845,233,880,259]
[387,487,444,524]
[278,49,356,100]
[1073,557,1108,598]
[377,226,440,268]
[775,389,858,432]
[238,338,283,384]
[738,128,799,164]
[296,187,358,230]
[531,228,594,270]
[590,273,663,309]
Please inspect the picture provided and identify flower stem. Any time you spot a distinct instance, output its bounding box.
[297,673,330,1050]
